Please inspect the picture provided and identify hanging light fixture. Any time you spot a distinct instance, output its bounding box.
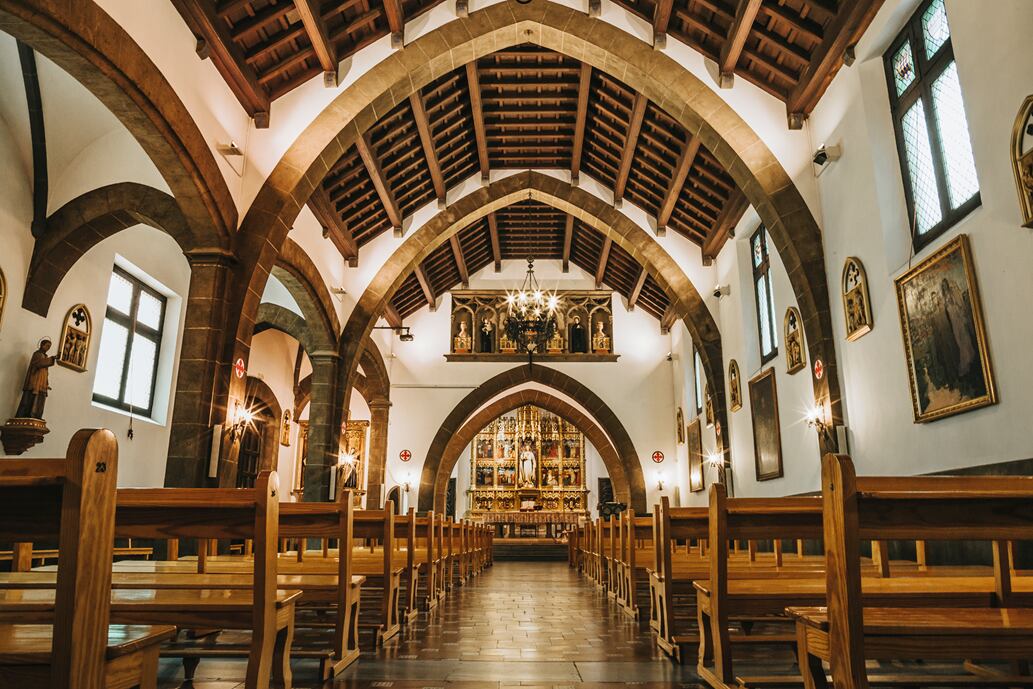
[504,257,561,361]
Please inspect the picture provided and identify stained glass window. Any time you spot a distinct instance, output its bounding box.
[93,267,168,416]
[884,0,979,249]
[693,348,704,416]
[751,227,777,364]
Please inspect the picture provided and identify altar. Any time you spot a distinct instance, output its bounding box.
[473,511,583,539]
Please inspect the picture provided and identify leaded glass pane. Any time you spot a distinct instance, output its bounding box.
[922,0,950,58]
[902,99,943,233]
[892,40,916,96]
[93,320,128,400]
[106,272,133,316]
[752,233,763,267]
[931,62,979,209]
[766,276,778,350]
[757,277,772,355]
[126,335,157,410]
[136,291,162,330]
[694,350,704,410]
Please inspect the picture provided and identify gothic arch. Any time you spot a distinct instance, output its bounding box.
[418,364,646,513]
[274,238,341,340]
[23,183,196,316]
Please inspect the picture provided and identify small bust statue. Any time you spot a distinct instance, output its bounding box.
[592,319,610,354]
[453,319,472,353]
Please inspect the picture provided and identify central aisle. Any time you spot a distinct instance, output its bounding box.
[339,560,699,688]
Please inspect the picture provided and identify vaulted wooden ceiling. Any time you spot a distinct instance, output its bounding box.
[172,0,881,127]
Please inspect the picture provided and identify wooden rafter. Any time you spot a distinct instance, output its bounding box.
[487,213,502,272]
[628,268,648,310]
[465,62,490,181]
[562,214,574,273]
[786,0,884,125]
[595,237,612,289]
[613,94,647,203]
[409,93,446,205]
[383,303,403,328]
[383,0,405,48]
[294,0,338,81]
[719,0,763,82]
[653,0,673,46]
[450,235,470,287]
[17,41,46,238]
[355,133,403,234]
[660,304,678,333]
[570,63,592,184]
[170,0,270,127]
[307,188,358,266]
[702,188,749,264]
[414,264,436,308]
[657,135,701,233]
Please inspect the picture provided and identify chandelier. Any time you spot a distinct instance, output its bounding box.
[504,257,561,358]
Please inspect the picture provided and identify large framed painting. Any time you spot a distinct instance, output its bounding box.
[748,368,783,482]
[687,418,704,493]
[894,234,996,422]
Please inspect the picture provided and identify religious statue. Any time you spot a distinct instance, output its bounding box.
[568,315,587,353]
[842,258,873,341]
[57,304,91,372]
[16,338,57,420]
[280,409,292,446]
[592,318,611,354]
[784,307,805,374]
[518,441,537,487]
[453,318,472,353]
[479,317,495,353]
[547,329,564,353]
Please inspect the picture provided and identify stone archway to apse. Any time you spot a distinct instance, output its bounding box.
[419,365,646,514]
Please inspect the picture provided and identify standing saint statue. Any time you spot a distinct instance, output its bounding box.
[16,338,57,420]
[479,318,495,353]
[518,441,537,487]
[568,315,587,353]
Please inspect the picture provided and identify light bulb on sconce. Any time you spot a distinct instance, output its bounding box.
[402,471,413,493]
[655,471,665,491]
[804,402,835,447]
[228,401,255,443]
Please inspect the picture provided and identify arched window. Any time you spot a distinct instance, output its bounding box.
[693,347,704,416]
[751,227,778,363]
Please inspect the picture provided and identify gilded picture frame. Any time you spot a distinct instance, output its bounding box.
[687,418,704,493]
[728,359,742,412]
[748,368,783,482]
[842,257,873,341]
[1011,94,1033,229]
[783,307,805,374]
[895,234,996,423]
[703,383,714,427]
[0,268,6,331]
[57,304,91,372]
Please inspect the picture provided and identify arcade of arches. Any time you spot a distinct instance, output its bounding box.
[0,0,1031,687]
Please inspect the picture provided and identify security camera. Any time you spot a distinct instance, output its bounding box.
[812,144,842,167]
[665,352,673,362]
[712,284,730,299]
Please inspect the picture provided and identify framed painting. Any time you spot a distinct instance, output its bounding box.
[728,359,742,412]
[894,234,996,422]
[784,307,805,374]
[676,407,685,444]
[687,418,704,493]
[842,257,873,341]
[748,368,783,481]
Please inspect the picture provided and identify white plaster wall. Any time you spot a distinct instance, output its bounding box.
[246,329,302,492]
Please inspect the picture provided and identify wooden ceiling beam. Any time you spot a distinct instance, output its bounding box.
[562,214,574,273]
[383,303,403,329]
[414,264,437,309]
[719,0,763,84]
[307,187,358,267]
[570,63,592,184]
[595,237,612,289]
[355,133,403,235]
[487,213,502,272]
[627,268,648,311]
[16,42,47,239]
[171,0,270,127]
[660,304,678,334]
[409,92,446,206]
[786,0,883,126]
[465,63,490,182]
[383,0,405,48]
[294,0,338,83]
[702,188,749,265]
[450,235,470,287]
[657,135,701,235]
[613,93,647,205]
[653,0,673,47]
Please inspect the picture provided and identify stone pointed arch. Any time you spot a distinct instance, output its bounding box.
[254,303,329,355]
[231,0,841,447]
[0,0,235,244]
[274,238,341,340]
[23,183,196,316]
[417,364,646,514]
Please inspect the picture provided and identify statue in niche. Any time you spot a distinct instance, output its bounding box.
[479,317,495,353]
[568,315,587,353]
[453,318,471,353]
[728,360,743,412]
[518,440,537,488]
[280,409,292,447]
[592,318,611,354]
[842,258,873,341]
[16,338,57,420]
[784,307,805,374]
[57,304,91,372]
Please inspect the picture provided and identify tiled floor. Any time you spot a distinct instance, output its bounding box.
[156,561,708,688]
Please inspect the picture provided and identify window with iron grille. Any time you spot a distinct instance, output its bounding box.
[751,227,778,364]
[92,266,167,417]
[884,0,980,250]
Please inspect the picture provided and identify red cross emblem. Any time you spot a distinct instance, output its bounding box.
[399,450,412,462]
[813,358,824,380]
[233,358,247,379]
[651,451,664,464]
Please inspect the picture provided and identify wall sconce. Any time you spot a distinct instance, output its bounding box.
[402,471,413,493]
[655,471,665,491]
[228,400,255,444]
[804,403,835,447]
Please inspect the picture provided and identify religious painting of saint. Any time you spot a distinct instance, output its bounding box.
[728,360,742,412]
[703,384,714,427]
[783,307,805,374]
[748,368,783,481]
[894,234,996,423]
[842,257,873,341]
[687,418,704,493]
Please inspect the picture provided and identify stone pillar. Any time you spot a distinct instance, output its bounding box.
[165,250,236,487]
[302,351,341,501]
[364,398,391,508]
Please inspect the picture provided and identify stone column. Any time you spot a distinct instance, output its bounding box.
[364,398,391,508]
[165,250,236,487]
[302,351,341,501]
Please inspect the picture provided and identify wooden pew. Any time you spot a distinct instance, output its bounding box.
[616,510,655,621]
[0,429,174,689]
[788,454,1033,689]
